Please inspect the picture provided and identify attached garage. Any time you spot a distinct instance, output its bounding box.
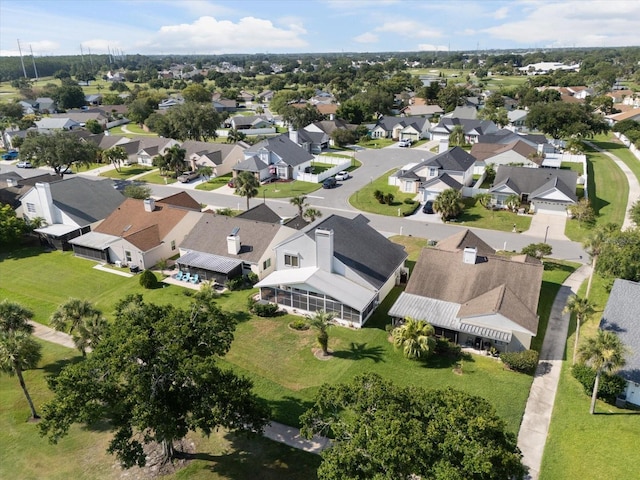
[532,200,569,216]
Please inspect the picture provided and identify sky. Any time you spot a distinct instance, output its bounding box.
[1,0,639,57]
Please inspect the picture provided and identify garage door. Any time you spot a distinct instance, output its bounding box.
[533,201,567,216]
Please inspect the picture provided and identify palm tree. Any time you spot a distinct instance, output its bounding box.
[102,146,128,173]
[583,223,618,298]
[0,301,41,420]
[198,165,213,180]
[563,295,595,365]
[505,194,521,212]
[474,192,493,209]
[156,145,187,178]
[227,128,246,144]
[433,188,463,221]
[392,317,436,360]
[448,124,466,147]
[235,171,260,210]
[307,310,335,356]
[577,330,627,414]
[50,299,102,357]
[303,208,322,223]
[290,195,308,218]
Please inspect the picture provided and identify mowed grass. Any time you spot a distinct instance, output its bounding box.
[458,197,532,232]
[0,341,320,480]
[197,173,233,191]
[564,145,628,243]
[349,169,419,216]
[258,180,321,199]
[99,164,153,180]
[540,273,640,480]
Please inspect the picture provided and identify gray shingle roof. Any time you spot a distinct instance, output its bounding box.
[302,214,407,289]
[236,203,282,224]
[492,166,577,201]
[233,155,268,173]
[423,146,476,172]
[600,279,640,383]
[248,134,314,167]
[48,177,125,226]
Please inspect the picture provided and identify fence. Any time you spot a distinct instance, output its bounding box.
[295,155,353,183]
[614,132,640,162]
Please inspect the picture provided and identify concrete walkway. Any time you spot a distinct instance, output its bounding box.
[28,316,329,455]
[525,212,568,241]
[517,264,591,480]
[585,140,640,231]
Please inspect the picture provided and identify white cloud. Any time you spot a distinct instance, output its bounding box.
[418,44,449,52]
[81,39,122,52]
[152,16,308,53]
[375,21,442,38]
[493,6,509,19]
[354,32,379,43]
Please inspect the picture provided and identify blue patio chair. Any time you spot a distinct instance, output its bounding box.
[190,274,199,284]
[174,271,183,280]
[182,272,191,282]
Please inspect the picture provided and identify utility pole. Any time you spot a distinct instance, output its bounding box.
[30,44,38,80]
[80,44,85,63]
[17,39,27,78]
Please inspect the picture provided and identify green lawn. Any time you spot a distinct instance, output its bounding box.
[356,138,396,149]
[458,197,532,232]
[349,169,420,216]
[591,134,640,184]
[564,145,628,243]
[540,273,640,480]
[99,165,153,180]
[0,341,320,480]
[196,174,233,191]
[259,180,322,199]
[136,169,176,185]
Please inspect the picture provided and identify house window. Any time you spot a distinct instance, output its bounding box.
[263,258,271,270]
[26,203,36,214]
[284,254,299,267]
[125,251,132,263]
[170,240,176,251]
[429,168,437,176]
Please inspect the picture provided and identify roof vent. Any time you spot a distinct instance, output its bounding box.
[463,247,477,265]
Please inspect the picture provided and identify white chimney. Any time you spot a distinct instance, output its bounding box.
[227,227,241,255]
[289,128,299,145]
[315,228,334,272]
[329,113,335,121]
[463,247,477,265]
[143,198,155,212]
[35,182,55,224]
[439,138,449,153]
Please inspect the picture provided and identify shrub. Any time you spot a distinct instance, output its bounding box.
[385,323,395,334]
[571,363,627,403]
[384,193,395,205]
[403,198,416,205]
[247,272,259,285]
[138,269,157,289]
[434,338,462,358]
[289,318,310,331]
[225,277,246,291]
[500,349,539,373]
[216,208,234,216]
[252,302,280,317]
[374,190,384,203]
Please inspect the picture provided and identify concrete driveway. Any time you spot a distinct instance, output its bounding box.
[524,213,568,241]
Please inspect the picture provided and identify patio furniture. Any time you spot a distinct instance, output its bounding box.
[182,272,191,282]
[190,274,199,284]
[174,271,183,281]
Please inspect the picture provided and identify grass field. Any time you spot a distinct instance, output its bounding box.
[349,169,420,216]
[539,273,640,480]
[136,169,176,185]
[99,165,153,180]
[458,197,532,232]
[259,180,322,199]
[196,174,233,191]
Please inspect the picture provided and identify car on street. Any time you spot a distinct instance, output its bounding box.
[398,139,412,148]
[16,161,32,168]
[2,150,18,160]
[335,171,351,181]
[422,200,435,214]
[322,177,337,189]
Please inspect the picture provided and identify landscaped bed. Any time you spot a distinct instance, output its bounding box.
[349,169,420,216]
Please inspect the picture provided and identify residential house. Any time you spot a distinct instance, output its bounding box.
[315,103,338,117]
[77,132,131,151]
[50,111,109,128]
[370,116,431,142]
[290,128,329,154]
[158,97,184,109]
[85,94,102,106]
[389,230,543,352]
[490,165,578,215]
[212,98,237,112]
[236,203,309,230]
[229,115,271,130]
[19,100,37,115]
[257,90,274,103]
[429,118,499,144]
[507,109,528,131]
[470,140,540,169]
[0,172,59,210]
[233,134,314,182]
[304,119,357,146]
[476,129,553,154]
[605,108,640,126]
[34,97,57,113]
[443,106,478,120]
[2,129,29,150]
[599,279,640,407]
[69,192,202,268]
[399,104,444,118]
[177,209,298,283]
[20,177,125,250]
[391,147,476,201]
[135,138,180,166]
[255,214,408,327]
[239,90,255,102]
[34,117,81,132]
[181,140,246,177]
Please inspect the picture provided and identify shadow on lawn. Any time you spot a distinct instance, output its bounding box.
[40,355,84,377]
[332,342,385,363]
[423,352,475,370]
[0,244,51,262]
[266,395,314,430]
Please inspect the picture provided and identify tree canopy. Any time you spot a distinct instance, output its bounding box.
[154,102,221,142]
[39,294,268,468]
[433,188,463,220]
[235,171,260,210]
[0,203,27,245]
[300,373,526,480]
[19,131,98,176]
[595,227,640,281]
[525,102,609,139]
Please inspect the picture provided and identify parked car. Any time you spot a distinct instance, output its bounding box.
[322,177,337,189]
[2,150,18,160]
[16,161,32,168]
[227,178,237,188]
[335,171,351,181]
[398,139,412,148]
[423,200,435,214]
[177,170,200,183]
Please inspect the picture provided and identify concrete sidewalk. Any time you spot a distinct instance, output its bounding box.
[517,264,591,480]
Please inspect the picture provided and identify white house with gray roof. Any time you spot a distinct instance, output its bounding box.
[256,214,407,327]
[600,279,640,407]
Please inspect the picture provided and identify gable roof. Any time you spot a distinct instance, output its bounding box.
[94,194,198,251]
[492,166,577,201]
[600,279,640,384]
[248,134,314,167]
[470,140,537,163]
[236,203,282,224]
[156,191,202,210]
[431,117,496,136]
[302,214,407,289]
[423,146,476,172]
[45,177,125,226]
[180,214,292,264]
[0,172,59,208]
[35,118,80,130]
[435,229,495,258]
[375,115,430,132]
[443,106,478,120]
